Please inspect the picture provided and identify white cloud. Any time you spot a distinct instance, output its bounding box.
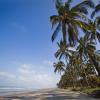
[17,64,58,88]
[18,64,34,74]
[0,71,15,79]
[0,63,59,89]
[43,60,53,66]
[20,64,32,69]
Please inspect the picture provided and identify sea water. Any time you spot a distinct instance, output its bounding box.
[0,87,34,96]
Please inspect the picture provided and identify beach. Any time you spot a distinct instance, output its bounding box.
[0,88,98,100]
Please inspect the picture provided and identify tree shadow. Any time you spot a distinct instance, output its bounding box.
[90,90,100,98]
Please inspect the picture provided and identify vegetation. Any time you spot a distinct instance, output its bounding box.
[50,0,100,92]
[81,87,100,94]
[81,87,100,98]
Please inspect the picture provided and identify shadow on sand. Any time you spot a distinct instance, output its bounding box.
[3,92,95,100]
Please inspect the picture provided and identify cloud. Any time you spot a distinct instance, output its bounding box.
[0,71,15,79]
[17,64,58,88]
[43,60,53,66]
[18,64,34,74]
[0,63,59,89]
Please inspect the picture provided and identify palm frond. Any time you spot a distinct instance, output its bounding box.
[59,53,64,59]
[87,44,96,51]
[74,20,95,32]
[95,16,100,30]
[96,32,100,43]
[55,0,63,9]
[50,15,60,28]
[51,22,61,42]
[65,0,73,10]
[71,6,88,15]
[55,50,61,58]
[71,0,94,14]
[91,3,100,18]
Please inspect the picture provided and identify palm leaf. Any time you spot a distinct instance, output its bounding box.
[55,0,63,9]
[51,22,61,42]
[65,0,73,10]
[71,0,94,12]
[74,20,95,32]
[91,3,100,18]
[95,16,100,30]
[50,15,60,28]
[71,6,88,15]
[55,50,61,58]
[97,32,100,42]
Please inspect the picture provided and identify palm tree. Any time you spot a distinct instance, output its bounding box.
[77,34,100,76]
[53,61,65,75]
[55,40,73,64]
[50,0,95,46]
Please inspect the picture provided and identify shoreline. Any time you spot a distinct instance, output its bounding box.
[0,88,55,96]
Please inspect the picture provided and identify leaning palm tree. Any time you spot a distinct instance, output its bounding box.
[77,34,100,76]
[50,0,95,46]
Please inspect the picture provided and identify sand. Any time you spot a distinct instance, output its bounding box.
[0,88,98,100]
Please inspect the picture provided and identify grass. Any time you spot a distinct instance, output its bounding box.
[81,87,100,98]
[71,87,100,98]
[81,87,100,94]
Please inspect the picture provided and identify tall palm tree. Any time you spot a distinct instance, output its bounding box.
[50,0,95,46]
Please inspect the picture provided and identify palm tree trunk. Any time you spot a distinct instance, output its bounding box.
[88,53,100,76]
[83,67,90,87]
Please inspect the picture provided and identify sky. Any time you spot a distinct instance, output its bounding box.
[0,0,60,89]
[0,0,100,89]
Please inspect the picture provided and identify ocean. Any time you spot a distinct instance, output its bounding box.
[0,87,34,96]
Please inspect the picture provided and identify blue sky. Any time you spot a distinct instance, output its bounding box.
[0,0,99,89]
[0,0,60,89]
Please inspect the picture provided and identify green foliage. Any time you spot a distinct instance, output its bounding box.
[88,76,100,87]
[81,87,100,95]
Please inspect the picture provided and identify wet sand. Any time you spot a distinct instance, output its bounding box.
[0,88,98,100]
